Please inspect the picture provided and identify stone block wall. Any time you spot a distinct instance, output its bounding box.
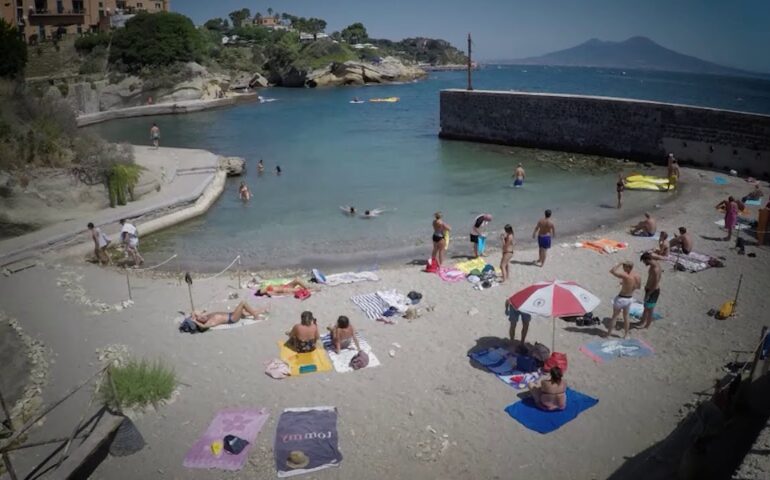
[439,89,770,176]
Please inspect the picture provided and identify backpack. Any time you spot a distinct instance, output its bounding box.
[543,352,568,373]
[179,317,200,334]
[350,351,369,370]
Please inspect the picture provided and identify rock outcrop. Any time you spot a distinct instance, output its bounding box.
[231,72,270,90]
[219,156,246,176]
[307,57,427,87]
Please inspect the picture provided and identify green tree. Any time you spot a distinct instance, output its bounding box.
[306,18,327,40]
[203,18,229,32]
[228,8,251,28]
[0,19,27,78]
[109,12,204,71]
[341,22,368,44]
[267,7,273,17]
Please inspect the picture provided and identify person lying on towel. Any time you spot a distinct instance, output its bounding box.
[327,315,361,353]
[256,278,315,297]
[190,301,268,330]
[286,311,320,353]
[530,367,567,411]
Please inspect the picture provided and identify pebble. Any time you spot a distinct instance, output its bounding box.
[388,349,396,357]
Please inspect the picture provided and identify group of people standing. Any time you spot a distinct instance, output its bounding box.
[87,218,144,267]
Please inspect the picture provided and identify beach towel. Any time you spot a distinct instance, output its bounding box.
[580,338,654,363]
[322,271,379,286]
[278,341,333,376]
[664,251,714,272]
[351,292,390,320]
[714,176,728,185]
[581,238,628,255]
[455,257,487,274]
[438,266,466,282]
[321,333,381,373]
[468,347,542,390]
[376,289,411,313]
[715,219,750,231]
[629,301,662,321]
[275,407,342,477]
[183,407,269,470]
[505,388,598,434]
[210,314,269,331]
[745,199,762,206]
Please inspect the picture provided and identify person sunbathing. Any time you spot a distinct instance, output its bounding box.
[530,366,567,411]
[190,301,268,330]
[649,231,669,259]
[286,311,319,353]
[256,278,314,297]
[630,213,656,237]
[741,184,763,203]
[327,315,360,353]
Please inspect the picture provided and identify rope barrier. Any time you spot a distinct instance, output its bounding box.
[131,254,178,272]
[196,255,241,282]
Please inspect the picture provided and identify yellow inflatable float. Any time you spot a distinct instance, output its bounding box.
[369,97,400,103]
[625,174,674,192]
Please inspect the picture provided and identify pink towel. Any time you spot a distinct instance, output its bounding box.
[438,266,465,282]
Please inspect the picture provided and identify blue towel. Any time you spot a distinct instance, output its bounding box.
[714,176,728,185]
[745,199,762,206]
[505,388,598,434]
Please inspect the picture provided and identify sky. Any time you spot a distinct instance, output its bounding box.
[173,0,770,73]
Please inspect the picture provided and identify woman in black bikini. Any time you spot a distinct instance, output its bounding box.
[500,224,514,283]
[431,212,451,267]
[616,173,625,209]
[286,311,319,353]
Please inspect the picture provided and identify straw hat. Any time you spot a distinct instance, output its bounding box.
[286,450,310,469]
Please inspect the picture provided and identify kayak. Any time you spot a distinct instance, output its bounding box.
[349,100,365,104]
[369,97,399,103]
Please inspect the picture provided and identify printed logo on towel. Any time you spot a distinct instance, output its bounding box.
[281,431,335,443]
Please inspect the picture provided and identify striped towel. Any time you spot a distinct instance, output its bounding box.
[350,293,389,320]
[321,332,381,373]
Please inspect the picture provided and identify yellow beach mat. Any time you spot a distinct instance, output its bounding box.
[278,341,333,376]
[625,175,673,192]
[455,257,487,274]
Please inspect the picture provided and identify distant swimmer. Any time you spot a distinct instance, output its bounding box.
[275,165,282,175]
[239,181,251,201]
[340,205,356,216]
[257,159,265,174]
[361,209,384,218]
[512,163,526,188]
[532,209,554,267]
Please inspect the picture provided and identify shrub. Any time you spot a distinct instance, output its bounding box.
[74,32,111,53]
[56,83,69,97]
[0,20,27,78]
[101,359,177,409]
[110,12,204,72]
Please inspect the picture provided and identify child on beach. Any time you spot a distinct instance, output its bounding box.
[327,315,360,353]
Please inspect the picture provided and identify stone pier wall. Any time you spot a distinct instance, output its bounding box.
[439,89,770,176]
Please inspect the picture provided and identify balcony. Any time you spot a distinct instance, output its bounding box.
[27,9,86,26]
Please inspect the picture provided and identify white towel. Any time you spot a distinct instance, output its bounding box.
[321,333,381,373]
[376,289,410,313]
[324,271,380,287]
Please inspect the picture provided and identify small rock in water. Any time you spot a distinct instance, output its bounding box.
[388,349,396,358]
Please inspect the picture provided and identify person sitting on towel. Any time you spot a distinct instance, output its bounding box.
[530,366,567,411]
[630,212,656,237]
[741,184,763,203]
[190,301,268,330]
[286,311,319,353]
[256,278,314,297]
[327,315,361,353]
[648,231,669,259]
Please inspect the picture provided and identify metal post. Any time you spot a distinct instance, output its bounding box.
[467,33,473,91]
[125,269,132,301]
[185,272,195,313]
[748,326,768,381]
[237,256,242,290]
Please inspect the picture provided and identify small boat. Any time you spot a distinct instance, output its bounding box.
[369,97,400,103]
[349,100,365,104]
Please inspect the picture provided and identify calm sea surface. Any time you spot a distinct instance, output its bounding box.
[88,66,770,270]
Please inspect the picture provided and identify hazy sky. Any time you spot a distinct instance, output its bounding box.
[174,0,770,72]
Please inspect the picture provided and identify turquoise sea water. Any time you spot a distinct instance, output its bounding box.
[88,66,770,270]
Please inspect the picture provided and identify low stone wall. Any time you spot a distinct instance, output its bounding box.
[439,89,770,176]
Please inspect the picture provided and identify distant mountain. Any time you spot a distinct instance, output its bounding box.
[497,36,758,77]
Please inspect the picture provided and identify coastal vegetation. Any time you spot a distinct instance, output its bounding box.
[0,19,27,79]
[101,359,178,409]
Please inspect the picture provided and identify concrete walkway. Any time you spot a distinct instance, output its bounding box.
[0,146,221,266]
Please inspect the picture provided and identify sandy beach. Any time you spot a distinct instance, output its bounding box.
[1,166,768,479]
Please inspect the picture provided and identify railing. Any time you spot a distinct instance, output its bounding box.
[29,9,86,15]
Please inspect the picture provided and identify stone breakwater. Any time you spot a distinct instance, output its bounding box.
[439,89,770,175]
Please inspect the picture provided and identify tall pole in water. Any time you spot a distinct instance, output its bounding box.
[467,33,473,91]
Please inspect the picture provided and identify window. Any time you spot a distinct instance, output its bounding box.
[155,2,160,9]
[137,2,143,8]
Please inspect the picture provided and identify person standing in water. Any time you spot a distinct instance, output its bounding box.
[150,123,160,149]
[275,165,282,175]
[532,209,555,267]
[500,224,514,283]
[238,181,251,201]
[470,213,492,258]
[616,173,625,209]
[257,159,265,175]
[431,212,451,267]
[512,163,526,188]
[604,261,641,339]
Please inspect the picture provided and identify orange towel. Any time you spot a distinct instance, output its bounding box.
[581,239,628,255]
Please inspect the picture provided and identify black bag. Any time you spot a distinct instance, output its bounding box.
[179,317,199,334]
[223,435,249,455]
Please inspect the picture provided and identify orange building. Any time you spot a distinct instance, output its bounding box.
[0,0,169,43]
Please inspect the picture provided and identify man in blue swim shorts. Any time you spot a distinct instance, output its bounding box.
[506,299,531,344]
[532,209,555,267]
[512,163,526,187]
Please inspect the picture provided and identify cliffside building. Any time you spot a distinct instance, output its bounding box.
[0,0,170,43]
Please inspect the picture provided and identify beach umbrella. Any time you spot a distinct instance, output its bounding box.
[508,280,601,351]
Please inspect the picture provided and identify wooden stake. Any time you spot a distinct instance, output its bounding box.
[467,33,473,91]
[237,256,242,290]
[125,269,132,301]
[184,272,195,313]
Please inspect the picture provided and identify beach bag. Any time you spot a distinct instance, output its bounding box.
[481,264,495,274]
[516,355,538,373]
[531,342,551,363]
[223,435,249,455]
[294,288,311,300]
[350,351,369,370]
[311,268,327,284]
[543,352,568,373]
[179,317,199,334]
[425,258,438,273]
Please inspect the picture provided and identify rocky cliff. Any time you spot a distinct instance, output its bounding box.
[307,57,427,87]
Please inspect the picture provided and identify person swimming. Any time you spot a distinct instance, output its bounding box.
[340,206,356,216]
[257,159,265,174]
[361,209,384,218]
[275,165,282,175]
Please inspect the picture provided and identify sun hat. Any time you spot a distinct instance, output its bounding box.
[287,450,310,469]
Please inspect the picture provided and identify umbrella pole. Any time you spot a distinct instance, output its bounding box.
[552,316,556,352]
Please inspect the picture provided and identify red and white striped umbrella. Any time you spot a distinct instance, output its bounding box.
[509,280,600,317]
[509,280,601,350]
